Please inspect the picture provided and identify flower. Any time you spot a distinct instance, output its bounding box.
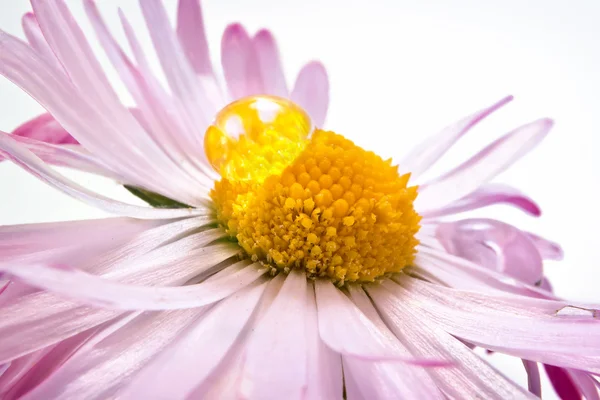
[0,0,599,399]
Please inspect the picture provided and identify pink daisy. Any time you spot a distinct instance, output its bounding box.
[0,1,598,399]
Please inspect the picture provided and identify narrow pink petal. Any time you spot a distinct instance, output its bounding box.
[119,282,266,399]
[190,275,286,399]
[422,183,541,219]
[0,291,122,364]
[0,349,48,396]
[314,280,450,365]
[0,28,192,194]
[345,286,445,399]
[0,216,162,265]
[436,218,544,285]
[140,0,218,128]
[21,310,201,399]
[0,262,267,311]
[2,319,119,399]
[391,277,600,358]
[84,0,215,192]
[545,364,582,400]
[528,232,564,261]
[522,359,542,397]
[21,12,63,71]
[416,118,553,212]
[176,0,213,76]
[568,370,600,400]
[253,29,289,97]
[291,61,329,127]
[304,282,343,399]
[8,135,122,180]
[221,23,264,99]
[11,113,76,145]
[401,95,513,178]
[366,284,535,399]
[417,246,555,298]
[239,271,308,399]
[0,131,209,219]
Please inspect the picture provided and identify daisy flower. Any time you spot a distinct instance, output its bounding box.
[0,1,599,399]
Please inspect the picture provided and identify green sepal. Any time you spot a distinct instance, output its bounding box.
[124,185,191,209]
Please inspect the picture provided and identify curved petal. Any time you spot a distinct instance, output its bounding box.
[436,218,544,285]
[401,95,513,178]
[11,113,76,145]
[221,23,264,99]
[253,29,288,97]
[522,359,541,397]
[239,271,308,399]
[20,310,200,400]
[544,364,582,400]
[391,277,600,359]
[314,280,450,365]
[366,284,534,399]
[527,232,564,261]
[0,132,209,218]
[421,183,541,219]
[119,282,266,400]
[176,0,213,76]
[291,61,329,128]
[305,282,343,399]
[21,12,63,71]
[0,261,267,311]
[416,118,553,212]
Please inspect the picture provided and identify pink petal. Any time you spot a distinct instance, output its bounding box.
[176,0,213,76]
[544,364,582,400]
[528,232,564,261]
[0,28,191,194]
[21,12,63,72]
[401,95,513,178]
[239,271,308,398]
[345,285,445,399]
[0,131,209,219]
[221,23,264,99]
[522,359,542,397]
[305,282,343,399]
[7,134,121,180]
[291,61,329,128]
[11,113,76,145]
[568,370,600,400]
[366,283,533,399]
[416,118,553,213]
[314,279,450,365]
[422,183,541,219]
[21,310,200,399]
[436,218,544,285]
[391,277,600,359]
[0,291,122,364]
[84,0,215,191]
[119,282,266,399]
[253,29,289,97]
[139,0,219,129]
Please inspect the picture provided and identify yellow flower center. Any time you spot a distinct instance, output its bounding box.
[206,96,420,284]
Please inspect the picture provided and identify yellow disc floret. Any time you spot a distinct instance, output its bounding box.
[207,96,420,284]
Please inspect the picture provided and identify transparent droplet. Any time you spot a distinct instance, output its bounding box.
[204,96,313,182]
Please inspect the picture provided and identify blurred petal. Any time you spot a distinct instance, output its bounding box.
[436,218,543,285]
[422,183,541,219]
[253,29,288,97]
[416,118,553,212]
[544,364,582,400]
[291,61,329,127]
[401,95,513,178]
[528,232,564,261]
[522,359,542,397]
[176,0,213,76]
[221,23,264,98]
[10,113,76,145]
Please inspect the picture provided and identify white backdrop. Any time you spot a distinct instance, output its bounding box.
[1,1,599,398]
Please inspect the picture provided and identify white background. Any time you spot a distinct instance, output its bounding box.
[1,1,599,398]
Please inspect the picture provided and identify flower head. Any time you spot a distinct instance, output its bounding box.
[0,1,599,399]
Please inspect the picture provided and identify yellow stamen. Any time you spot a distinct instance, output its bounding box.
[207,96,420,284]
